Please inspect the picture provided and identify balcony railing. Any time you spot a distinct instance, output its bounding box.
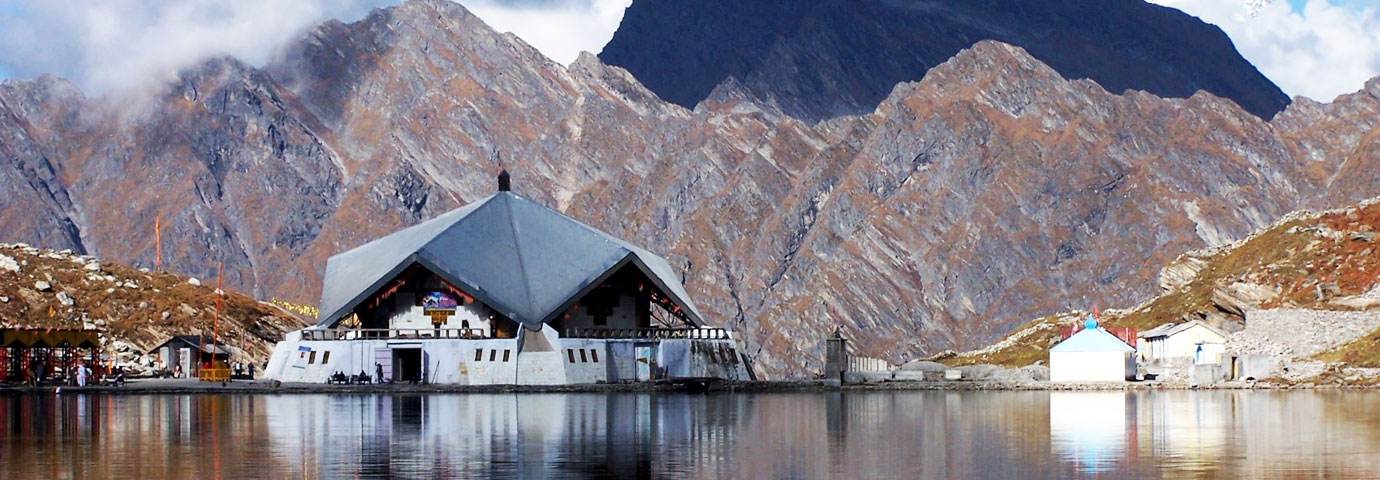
[563,327,731,340]
[302,328,489,341]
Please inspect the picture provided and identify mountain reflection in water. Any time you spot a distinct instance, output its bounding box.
[1,391,1378,478]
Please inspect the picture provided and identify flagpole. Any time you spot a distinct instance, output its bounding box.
[212,261,223,375]
[155,215,162,272]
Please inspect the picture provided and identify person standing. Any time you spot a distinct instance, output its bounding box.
[76,363,87,387]
[376,363,384,384]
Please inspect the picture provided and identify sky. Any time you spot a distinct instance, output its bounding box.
[1150,0,1380,101]
[0,0,1375,102]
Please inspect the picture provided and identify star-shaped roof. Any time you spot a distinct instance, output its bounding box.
[316,192,702,330]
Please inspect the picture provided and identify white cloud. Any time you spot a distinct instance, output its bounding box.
[456,0,631,65]
[0,0,392,94]
[1151,0,1380,101]
[0,0,628,94]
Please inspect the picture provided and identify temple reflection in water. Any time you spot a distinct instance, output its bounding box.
[2,391,1379,478]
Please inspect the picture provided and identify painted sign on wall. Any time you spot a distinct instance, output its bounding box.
[423,291,459,314]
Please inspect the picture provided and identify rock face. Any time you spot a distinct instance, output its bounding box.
[1231,310,1380,358]
[0,0,1378,377]
[599,0,1291,121]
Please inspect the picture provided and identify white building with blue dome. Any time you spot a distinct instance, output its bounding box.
[1049,318,1137,382]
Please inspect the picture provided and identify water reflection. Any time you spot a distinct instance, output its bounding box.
[1049,392,1127,473]
[1,390,1379,478]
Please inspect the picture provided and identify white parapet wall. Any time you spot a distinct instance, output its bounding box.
[264,328,754,385]
[847,356,891,373]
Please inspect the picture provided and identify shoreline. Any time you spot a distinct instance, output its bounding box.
[2,377,1377,395]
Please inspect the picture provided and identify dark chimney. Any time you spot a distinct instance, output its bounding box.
[497,169,511,192]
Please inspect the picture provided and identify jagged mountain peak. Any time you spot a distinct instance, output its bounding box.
[600,0,1291,122]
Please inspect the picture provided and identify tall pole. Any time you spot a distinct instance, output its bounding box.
[155,215,162,272]
[212,261,222,371]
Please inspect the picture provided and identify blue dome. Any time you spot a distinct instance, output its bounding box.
[1084,318,1098,330]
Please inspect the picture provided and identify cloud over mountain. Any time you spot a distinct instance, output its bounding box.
[1153,0,1380,101]
[0,0,625,94]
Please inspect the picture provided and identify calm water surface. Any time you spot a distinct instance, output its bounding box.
[1,390,1378,479]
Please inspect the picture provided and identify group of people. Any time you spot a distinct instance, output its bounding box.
[328,369,375,384]
[230,362,256,379]
[15,361,125,387]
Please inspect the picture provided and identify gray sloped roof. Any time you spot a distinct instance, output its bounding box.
[317,192,703,329]
[1138,320,1226,340]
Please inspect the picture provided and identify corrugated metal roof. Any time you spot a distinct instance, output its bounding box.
[316,192,703,330]
[149,335,233,355]
[1138,320,1226,340]
[1050,328,1135,353]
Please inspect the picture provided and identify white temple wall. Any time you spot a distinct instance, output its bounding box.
[604,341,638,382]
[385,292,493,335]
[516,326,567,385]
[430,339,520,384]
[659,339,748,379]
[265,332,753,384]
[559,338,612,384]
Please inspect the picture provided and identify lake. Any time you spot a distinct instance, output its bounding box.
[1,390,1378,478]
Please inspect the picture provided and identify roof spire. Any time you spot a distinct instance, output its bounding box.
[498,169,511,192]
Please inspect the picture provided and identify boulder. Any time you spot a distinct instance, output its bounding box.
[35,280,52,292]
[957,364,1005,380]
[1212,282,1277,316]
[84,262,101,271]
[898,360,950,372]
[188,277,201,286]
[1315,283,1341,301]
[1017,364,1050,382]
[1159,256,1207,292]
[1331,295,1380,311]
[56,292,74,306]
[0,254,18,273]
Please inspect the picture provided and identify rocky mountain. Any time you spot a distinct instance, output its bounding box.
[0,243,308,370]
[1,0,1378,377]
[599,0,1291,121]
[948,197,1380,382]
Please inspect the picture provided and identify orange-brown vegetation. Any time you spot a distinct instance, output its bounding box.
[0,244,308,364]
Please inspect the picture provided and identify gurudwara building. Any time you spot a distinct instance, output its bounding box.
[264,172,754,385]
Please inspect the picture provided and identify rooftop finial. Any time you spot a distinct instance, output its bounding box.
[498,169,511,192]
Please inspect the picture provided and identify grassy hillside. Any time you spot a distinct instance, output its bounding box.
[0,243,309,366]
